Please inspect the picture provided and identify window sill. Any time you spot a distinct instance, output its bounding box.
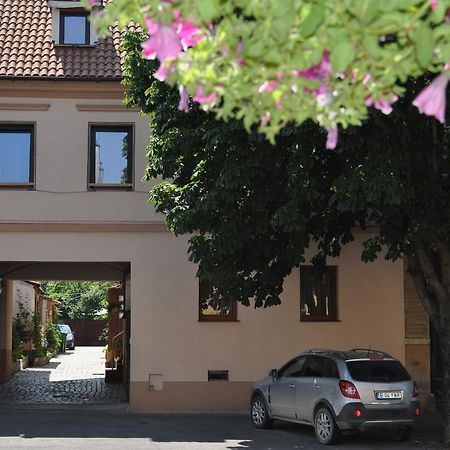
[54,44,96,48]
[0,183,35,190]
[198,319,240,323]
[299,318,341,323]
[88,183,134,191]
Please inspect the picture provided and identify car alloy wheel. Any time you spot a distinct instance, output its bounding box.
[250,395,273,429]
[314,407,339,445]
[252,399,266,425]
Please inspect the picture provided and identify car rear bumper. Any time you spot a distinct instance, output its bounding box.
[336,402,420,431]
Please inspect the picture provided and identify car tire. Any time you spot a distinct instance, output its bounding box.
[314,407,340,445]
[392,426,413,442]
[250,395,273,429]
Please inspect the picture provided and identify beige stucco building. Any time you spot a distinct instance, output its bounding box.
[0,0,433,412]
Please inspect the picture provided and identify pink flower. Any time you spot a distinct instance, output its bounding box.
[193,85,216,104]
[295,51,331,80]
[413,73,449,123]
[261,111,271,126]
[88,0,96,6]
[142,19,183,82]
[235,42,245,65]
[142,23,182,62]
[145,16,158,35]
[326,126,338,150]
[154,63,168,82]
[178,86,189,111]
[365,94,398,115]
[175,20,205,48]
[258,80,278,93]
[431,0,438,9]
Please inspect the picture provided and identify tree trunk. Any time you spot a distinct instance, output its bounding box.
[441,332,450,444]
[406,250,450,445]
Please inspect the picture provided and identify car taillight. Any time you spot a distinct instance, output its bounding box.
[339,380,360,399]
[412,382,418,398]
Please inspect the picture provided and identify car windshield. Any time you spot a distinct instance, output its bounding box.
[58,325,71,334]
[346,360,411,382]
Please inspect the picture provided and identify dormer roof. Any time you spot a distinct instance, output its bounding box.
[0,0,136,80]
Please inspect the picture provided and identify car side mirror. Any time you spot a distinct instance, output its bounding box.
[269,369,278,379]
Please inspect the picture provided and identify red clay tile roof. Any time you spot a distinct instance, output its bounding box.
[0,0,133,79]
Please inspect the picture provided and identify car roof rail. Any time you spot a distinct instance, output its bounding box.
[306,348,348,358]
[349,348,393,358]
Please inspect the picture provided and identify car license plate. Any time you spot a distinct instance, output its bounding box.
[375,391,403,400]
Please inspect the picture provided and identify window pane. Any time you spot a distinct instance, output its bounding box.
[0,131,31,182]
[199,280,236,320]
[323,358,340,378]
[63,15,87,44]
[302,356,326,378]
[346,361,411,382]
[300,266,337,320]
[282,358,306,378]
[93,130,130,184]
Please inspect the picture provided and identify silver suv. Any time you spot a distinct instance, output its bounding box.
[250,349,420,445]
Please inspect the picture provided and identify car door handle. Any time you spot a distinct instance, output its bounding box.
[314,384,320,390]
[289,384,295,389]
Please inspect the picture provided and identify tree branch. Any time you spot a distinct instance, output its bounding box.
[415,245,450,329]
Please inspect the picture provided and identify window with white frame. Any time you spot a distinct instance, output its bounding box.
[50,1,99,46]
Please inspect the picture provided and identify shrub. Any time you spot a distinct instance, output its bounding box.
[45,321,62,353]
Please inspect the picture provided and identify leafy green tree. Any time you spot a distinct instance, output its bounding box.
[43,282,113,320]
[45,322,62,353]
[123,31,450,443]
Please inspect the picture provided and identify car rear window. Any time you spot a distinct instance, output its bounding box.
[346,360,411,382]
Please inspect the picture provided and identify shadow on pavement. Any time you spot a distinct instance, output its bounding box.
[0,409,444,449]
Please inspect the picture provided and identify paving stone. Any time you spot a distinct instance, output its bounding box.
[0,346,126,405]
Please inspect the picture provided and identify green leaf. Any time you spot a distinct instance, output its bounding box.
[271,15,296,43]
[193,0,220,22]
[301,5,325,38]
[331,41,356,73]
[413,24,434,69]
[351,0,380,23]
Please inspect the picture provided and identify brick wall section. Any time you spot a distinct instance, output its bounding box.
[65,319,107,346]
[404,266,429,338]
[404,262,431,404]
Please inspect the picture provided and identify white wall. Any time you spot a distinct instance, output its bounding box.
[0,96,158,223]
[0,230,404,384]
[11,280,35,320]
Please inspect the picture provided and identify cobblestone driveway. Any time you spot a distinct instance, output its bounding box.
[0,346,126,404]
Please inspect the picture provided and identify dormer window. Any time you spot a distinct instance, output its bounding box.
[50,1,98,46]
[60,12,90,45]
